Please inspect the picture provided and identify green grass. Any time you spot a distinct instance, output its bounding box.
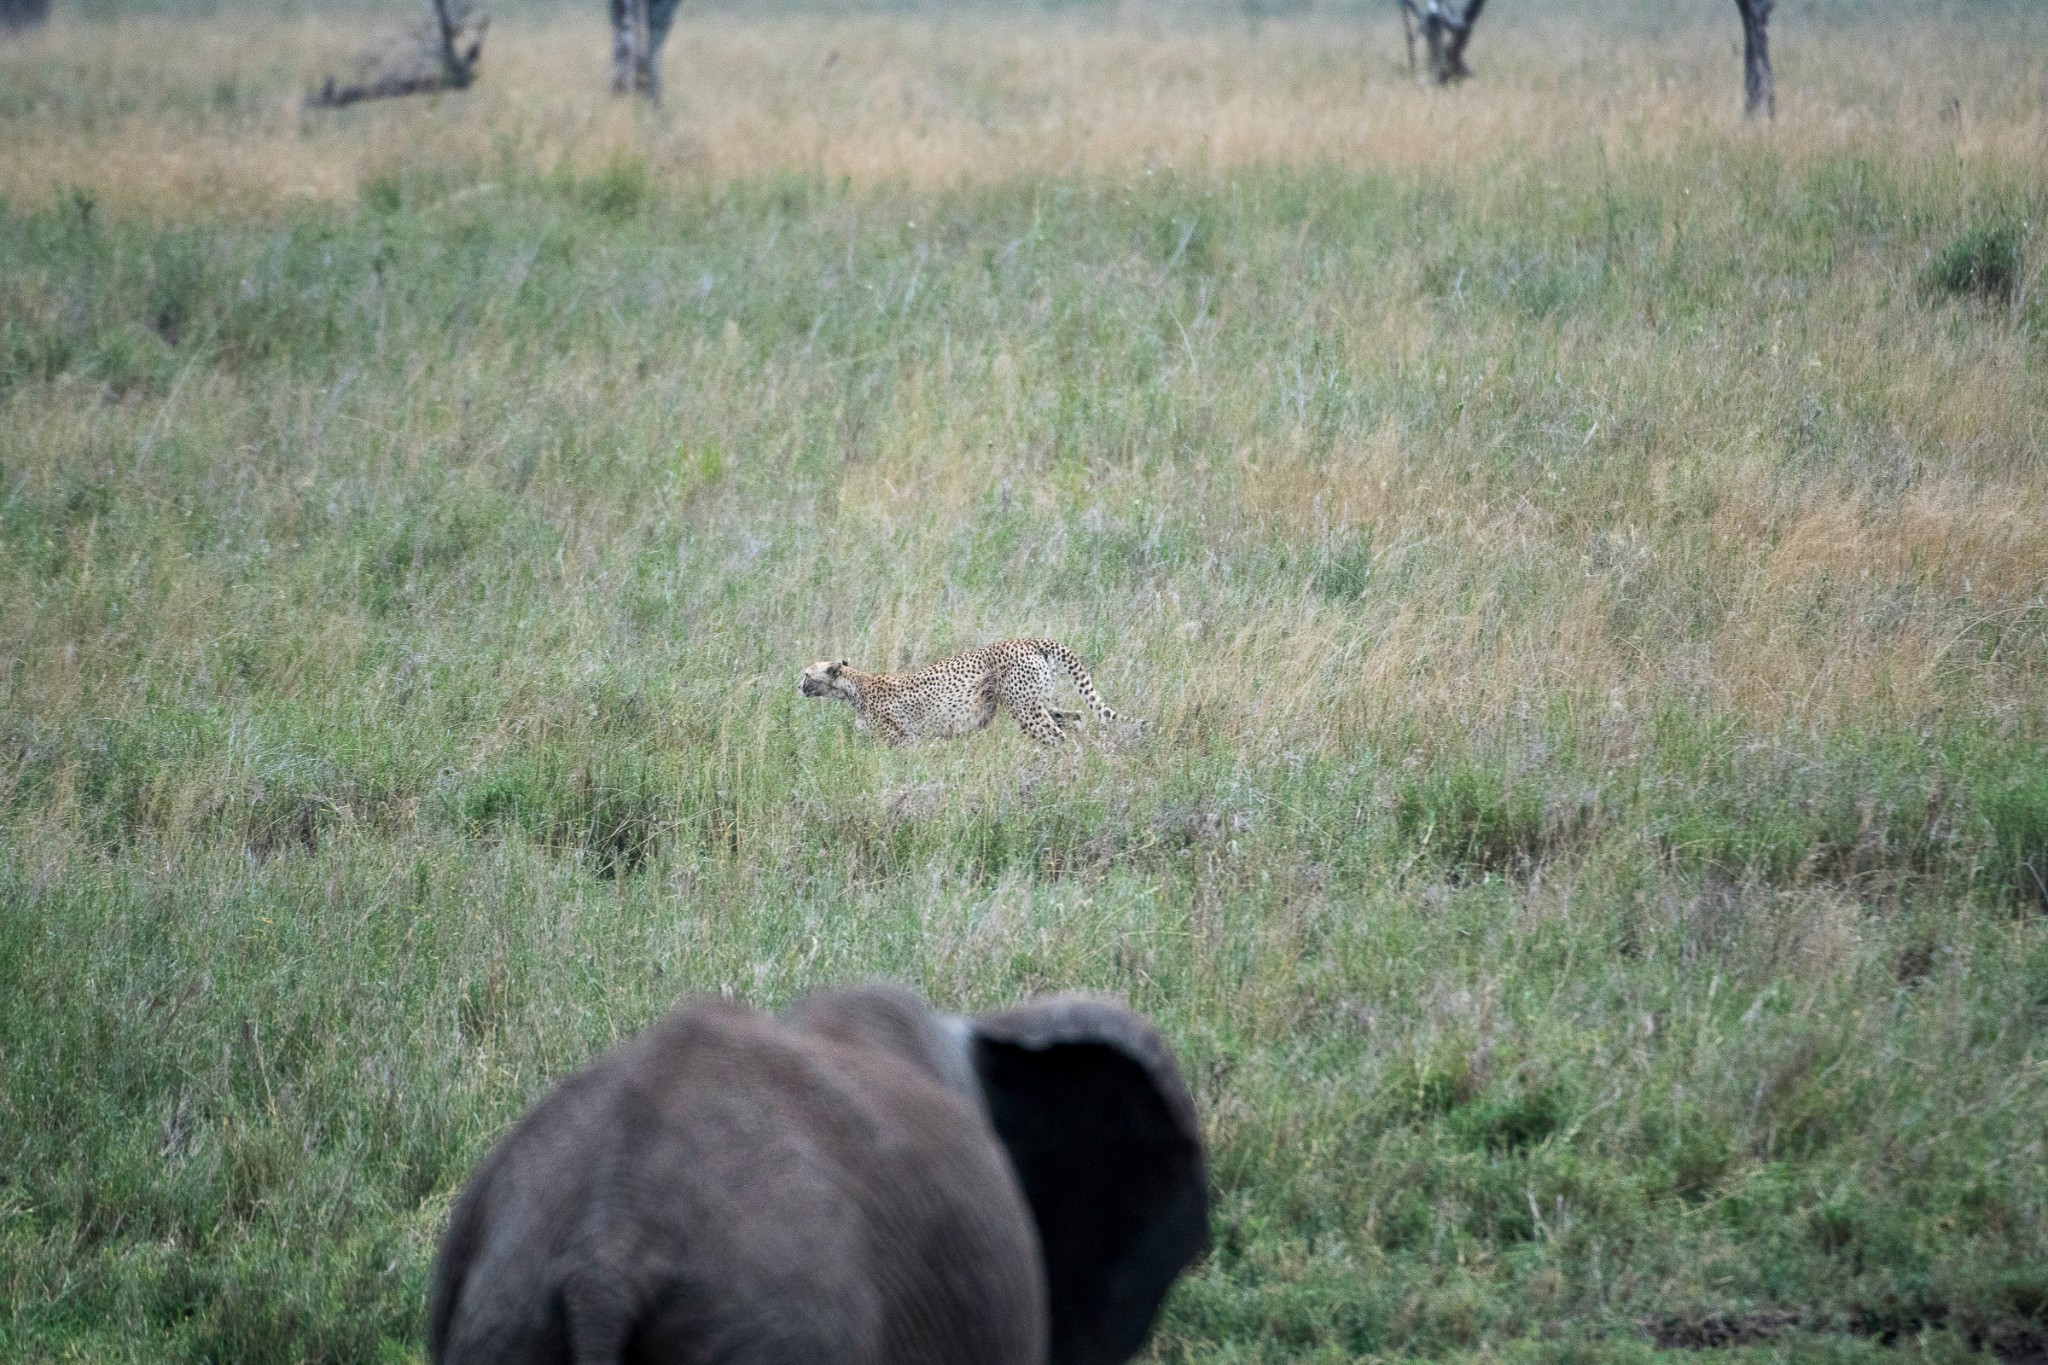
[4,11,2048,1362]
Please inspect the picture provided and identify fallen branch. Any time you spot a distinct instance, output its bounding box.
[308,0,487,109]
[310,60,476,108]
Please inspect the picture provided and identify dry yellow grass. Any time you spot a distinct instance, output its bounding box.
[3,8,2045,215]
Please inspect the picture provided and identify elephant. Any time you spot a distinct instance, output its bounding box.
[428,984,1209,1365]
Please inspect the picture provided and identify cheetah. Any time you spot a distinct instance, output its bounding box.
[799,638,1138,746]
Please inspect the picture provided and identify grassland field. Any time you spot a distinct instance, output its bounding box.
[2,1,2047,1360]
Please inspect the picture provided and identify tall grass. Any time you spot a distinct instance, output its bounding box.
[3,5,2047,1363]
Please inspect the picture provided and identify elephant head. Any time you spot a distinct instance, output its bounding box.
[429,984,1208,1365]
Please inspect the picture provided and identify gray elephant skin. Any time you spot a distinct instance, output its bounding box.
[428,984,1210,1365]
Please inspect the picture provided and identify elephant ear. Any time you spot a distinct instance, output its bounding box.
[971,994,1209,1365]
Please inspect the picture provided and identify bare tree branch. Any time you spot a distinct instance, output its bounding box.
[1734,0,1775,119]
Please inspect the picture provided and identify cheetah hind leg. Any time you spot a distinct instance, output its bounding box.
[1014,704,1069,746]
[1050,708,1085,730]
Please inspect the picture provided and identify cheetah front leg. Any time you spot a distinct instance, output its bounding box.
[858,709,912,746]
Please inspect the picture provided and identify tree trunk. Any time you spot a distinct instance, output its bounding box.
[429,0,470,87]
[1735,0,1774,120]
[611,0,637,95]
[1397,0,1485,86]
[646,0,680,71]
[611,0,662,101]
[0,0,51,31]
[1439,0,1484,83]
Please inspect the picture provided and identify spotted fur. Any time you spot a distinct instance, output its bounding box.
[800,638,1137,746]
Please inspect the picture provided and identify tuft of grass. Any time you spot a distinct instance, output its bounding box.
[460,755,672,879]
[1391,762,1552,879]
[1925,222,2027,304]
[1309,536,1374,603]
[581,153,651,222]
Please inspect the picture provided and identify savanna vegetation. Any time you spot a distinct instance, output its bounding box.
[2,1,2046,1360]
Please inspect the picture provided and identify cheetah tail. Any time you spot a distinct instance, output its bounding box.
[1040,640,1136,727]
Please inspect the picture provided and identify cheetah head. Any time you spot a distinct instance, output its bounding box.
[800,659,856,701]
